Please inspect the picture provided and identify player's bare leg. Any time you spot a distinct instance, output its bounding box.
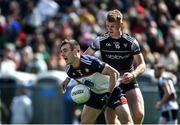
[126,88,144,124]
[115,104,134,125]
[104,107,120,124]
[81,105,102,124]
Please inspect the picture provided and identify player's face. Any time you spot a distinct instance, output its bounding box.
[60,44,74,64]
[106,21,121,38]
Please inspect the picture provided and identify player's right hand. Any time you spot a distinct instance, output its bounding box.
[120,72,134,84]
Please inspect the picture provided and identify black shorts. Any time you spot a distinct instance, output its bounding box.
[161,109,179,121]
[86,87,127,110]
[119,80,139,94]
[108,87,127,109]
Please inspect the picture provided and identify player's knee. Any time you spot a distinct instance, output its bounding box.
[105,115,120,124]
[80,116,88,124]
[105,119,117,124]
[135,110,144,118]
[80,118,85,124]
[133,115,143,123]
[105,116,115,124]
[81,117,95,124]
[132,110,144,123]
[105,110,118,124]
[80,119,91,124]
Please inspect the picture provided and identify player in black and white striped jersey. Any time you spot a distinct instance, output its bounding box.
[154,64,179,124]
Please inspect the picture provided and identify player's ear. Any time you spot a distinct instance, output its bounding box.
[119,21,123,31]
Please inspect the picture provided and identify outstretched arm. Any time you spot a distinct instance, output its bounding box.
[101,64,119,93]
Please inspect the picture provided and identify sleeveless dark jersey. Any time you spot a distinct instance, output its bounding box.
[90,33,141,74]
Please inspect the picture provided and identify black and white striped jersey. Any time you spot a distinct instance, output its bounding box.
[158,77,179,111]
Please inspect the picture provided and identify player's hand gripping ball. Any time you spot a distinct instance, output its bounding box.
[71,84,90,104]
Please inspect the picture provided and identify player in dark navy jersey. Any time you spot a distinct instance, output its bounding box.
[84,9,146,124]
[60,39,133,124]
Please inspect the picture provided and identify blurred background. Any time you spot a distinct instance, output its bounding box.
[0,0,179,124]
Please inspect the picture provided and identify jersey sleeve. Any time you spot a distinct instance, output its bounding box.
[160,78,176,93]
[159,78,168,87]
[131,39,141,55]
[89,37,100,51]
[91,57,105,73]
[66,65,72,78]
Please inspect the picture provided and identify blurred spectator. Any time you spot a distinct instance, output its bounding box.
[128,4,147,34]
[26,53,47,73]
[36,43,50,62]
[48,54,59,70]
[141,42,156,68]
[173,14,180,58]
[37,0,59,22]
[5,14,21,43]
[0,9,6,37]
[59,22,74,40]
[43,19,57,52]
[78,32,96,51]
[164,0,180,19]
[7,1,20,19]
[146,20,165,53]
[158,45,179,74]
[10,86,33,124]
[51,39,62,55]
[24,1,43,33]
[0,44,17,73]
[16,30,27,49]
[96,4,108,32]
[80,8,100,34]
[18,46,34,72]
[48,54,66,71]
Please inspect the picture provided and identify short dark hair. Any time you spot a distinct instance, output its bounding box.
[60,39,80,51]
